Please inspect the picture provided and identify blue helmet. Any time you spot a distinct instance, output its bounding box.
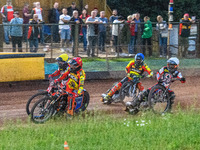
[134,53,144,68]
[135,53,144,61]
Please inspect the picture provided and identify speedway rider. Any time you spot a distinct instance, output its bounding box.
[48,54,70,85]
[54,57,86,116]
[102,53,153,104]
[126,57,186,109]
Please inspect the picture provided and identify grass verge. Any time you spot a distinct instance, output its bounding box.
[1,110,200,150]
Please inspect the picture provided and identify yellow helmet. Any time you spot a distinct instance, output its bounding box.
[56,54,69,71]
[56,54,69,62]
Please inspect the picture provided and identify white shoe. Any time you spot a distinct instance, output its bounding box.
[60,48,65,53]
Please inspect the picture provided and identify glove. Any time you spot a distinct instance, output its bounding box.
[180,77,186,83]
[158,79,162,84]
[78,87,83,96]
[147,72,153,78]
[54,79,59,84]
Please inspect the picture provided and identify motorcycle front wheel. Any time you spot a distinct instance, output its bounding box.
[148,84,171,114]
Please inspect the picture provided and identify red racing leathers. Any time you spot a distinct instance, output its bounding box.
[55,68,86,115]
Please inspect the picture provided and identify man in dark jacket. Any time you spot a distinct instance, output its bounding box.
[69,10,83,56]
[179,13,194,58]
[67,2,79,17]
[28,14,40,52]
[48,2,60,42]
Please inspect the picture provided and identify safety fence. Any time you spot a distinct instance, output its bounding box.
[0,22,200,59]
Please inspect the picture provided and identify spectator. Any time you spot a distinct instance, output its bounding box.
[1,0,14,44]
[84,4,89,11]
[59,8,71,53]
[10,11,23,52]
[93,8,100,17]
[133,13,143,52]
[86,11,100,57]
[28,14,40,52]
[79,9,90,51]
[23,3,31,42]
[179,13,194,57]
[98,11,108,52]
[69,10,83,56]
[127,15,135,55]
[31,2,44,44]
[142,16,152,57]
[48,2,60,43]
[112,16,124,55]
[67,2,79,17]
[156,15,168,57]
[109,9,118,23]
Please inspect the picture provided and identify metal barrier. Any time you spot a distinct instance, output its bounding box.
[0,22,199,59]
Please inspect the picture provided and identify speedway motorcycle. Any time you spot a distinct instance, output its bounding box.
[30,81,90,124]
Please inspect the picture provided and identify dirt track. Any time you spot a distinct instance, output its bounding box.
[0,77,200,122]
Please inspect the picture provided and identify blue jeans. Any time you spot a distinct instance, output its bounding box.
[82,27,87,50]
[98,31,106,51]
[3,22,10,44]
[159,35,167,56]
[29,38,39,52]
[128,36,135,54]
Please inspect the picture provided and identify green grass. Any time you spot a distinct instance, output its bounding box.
[1,110,200,150]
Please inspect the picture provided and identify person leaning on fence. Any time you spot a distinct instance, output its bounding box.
[59,8,71,53]
[48,2,60,43]
[156,15,168,57]
[22,3,31,42]
[179,13,195,58]
[31,2,45,44]
[112,16,125,56]
[142,16,152,57]
[1,0,14,44]
[28,14,40,53]
[86,11,101,57]
[79,9,90,51]
[69,10,83,56]
[127,15,135,55]
[9,11,23,52]
[98,11,108,52]
[133,13,144,53]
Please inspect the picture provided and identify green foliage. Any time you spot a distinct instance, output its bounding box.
[1,111,200,149]
[107,0,200,22]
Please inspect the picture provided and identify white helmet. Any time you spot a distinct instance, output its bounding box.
[167,57,179,73]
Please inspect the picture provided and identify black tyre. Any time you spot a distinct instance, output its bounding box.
[26,91,48,115]
[80,90,90,111]
[148,84,171,114]
[30,97,55,124]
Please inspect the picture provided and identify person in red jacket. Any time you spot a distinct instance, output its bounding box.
[127,15,135,56]
[54,57,86,116]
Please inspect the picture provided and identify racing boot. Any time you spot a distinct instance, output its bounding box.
[102,82,122,104]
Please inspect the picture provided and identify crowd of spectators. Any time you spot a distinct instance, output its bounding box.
[0,0,195,58]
